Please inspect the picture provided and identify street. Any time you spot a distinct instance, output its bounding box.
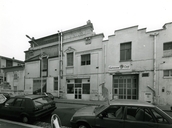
[0,102,172,128]
[33,103,86,127]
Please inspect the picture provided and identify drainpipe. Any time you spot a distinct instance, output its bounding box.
[150,33,159,104]
[58,31,63,97]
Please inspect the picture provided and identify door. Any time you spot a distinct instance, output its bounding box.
[113,75,138,100]
[0,98,15,117]
[12,98,25,117]
[124,106,157,128]
[95,105,124,128]
[75,88,82,99]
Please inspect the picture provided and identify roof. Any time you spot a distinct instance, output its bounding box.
[15,94,45,99]
[0,56,24,63]
[109,99,155,107]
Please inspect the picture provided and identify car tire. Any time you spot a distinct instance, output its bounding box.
[21,115,29,123]
[77,123,90,128]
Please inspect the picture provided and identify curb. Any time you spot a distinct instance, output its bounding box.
[0,119,43,128]
[55,101,101,106]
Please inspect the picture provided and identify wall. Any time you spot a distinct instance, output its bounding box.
[106,26,155,101]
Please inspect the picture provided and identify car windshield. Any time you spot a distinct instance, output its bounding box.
[33,96,52,106]
[94,104,109,115]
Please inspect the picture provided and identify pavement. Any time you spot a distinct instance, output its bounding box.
[0,98,171,128]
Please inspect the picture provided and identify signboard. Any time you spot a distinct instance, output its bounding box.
[108,64,130,72]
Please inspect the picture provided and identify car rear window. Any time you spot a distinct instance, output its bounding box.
[33,96,52,106]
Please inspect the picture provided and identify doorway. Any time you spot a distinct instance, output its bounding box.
[75,88,82,99]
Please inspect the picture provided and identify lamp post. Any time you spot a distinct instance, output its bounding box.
[26,35,43,94]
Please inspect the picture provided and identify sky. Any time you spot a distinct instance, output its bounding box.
[0,0,172,61]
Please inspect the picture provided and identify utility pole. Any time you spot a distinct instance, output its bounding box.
[26,35,43,94]
[57,31,63,97]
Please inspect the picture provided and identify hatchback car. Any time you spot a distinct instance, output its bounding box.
[70,99,172,128]
[0,94,56,123]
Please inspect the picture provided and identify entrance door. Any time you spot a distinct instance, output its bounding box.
[75,88,82,99]
[113,75,138,100]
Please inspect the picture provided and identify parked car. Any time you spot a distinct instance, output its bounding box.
[0,92,11,99]
[0,94,56,123]
[70,99,172,128]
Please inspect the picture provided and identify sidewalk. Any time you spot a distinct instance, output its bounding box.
[0,119,42,128]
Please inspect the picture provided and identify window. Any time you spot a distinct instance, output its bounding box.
[102,106,124,119]
[41,57,48,77]
[6,59,12,67]
[81,54,90,65]
[83,84,90,94]
[163,70,172,77]
[126,107,154,122]
[67,52,73,66]
[75,79,82,88]
[151,109,168,124]
[54,77,58,90]
[142,73,149,77]
[14,99,23,107]
[67,84,74,94]
[5,98,15,106]
[163,42,172,50]
[113,75,138,100]
[120,42,131,61]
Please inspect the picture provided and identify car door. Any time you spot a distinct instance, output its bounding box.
[124,106,157,128]
[0,98,15,117]
[150,108,172,128]
[95,105,125,128]
[12,98,25,118]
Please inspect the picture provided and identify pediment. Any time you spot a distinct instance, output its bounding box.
[25,52,49,61]
[64,47,76,53]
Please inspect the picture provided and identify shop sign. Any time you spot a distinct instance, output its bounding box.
[108,64,130,71]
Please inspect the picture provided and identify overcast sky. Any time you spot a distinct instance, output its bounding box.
[0,0,172,61]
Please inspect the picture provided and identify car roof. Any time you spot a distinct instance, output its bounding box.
[14,94,46,99]
[109,99,155,107]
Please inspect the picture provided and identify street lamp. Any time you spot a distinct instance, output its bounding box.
[26,35,43,94]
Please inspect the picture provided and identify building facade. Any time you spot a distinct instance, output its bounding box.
[24,21,105,100]
[23,21,172,105]
[105,22,172,105]
[0,56,24,95]
[0,56,24,84]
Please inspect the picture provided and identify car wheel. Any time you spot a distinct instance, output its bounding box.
[21,115,29,123]
[77,123,90,128]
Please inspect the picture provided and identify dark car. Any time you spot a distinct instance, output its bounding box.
[0,92,11,99]
[70,99,172,128]
[0,94,56,123]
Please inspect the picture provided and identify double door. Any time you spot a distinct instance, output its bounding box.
[75,88,82,99]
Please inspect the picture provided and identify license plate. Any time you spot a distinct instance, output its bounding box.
[43,104,51,109]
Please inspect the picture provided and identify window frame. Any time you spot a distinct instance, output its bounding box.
[163,42,172,50]
[81,54,91,66]
[6,59,13,67]
[163,70,172,77]
[67,52,74,66]
[54,77,58,90]
[120,42,132,61]
[41,57,48,77]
